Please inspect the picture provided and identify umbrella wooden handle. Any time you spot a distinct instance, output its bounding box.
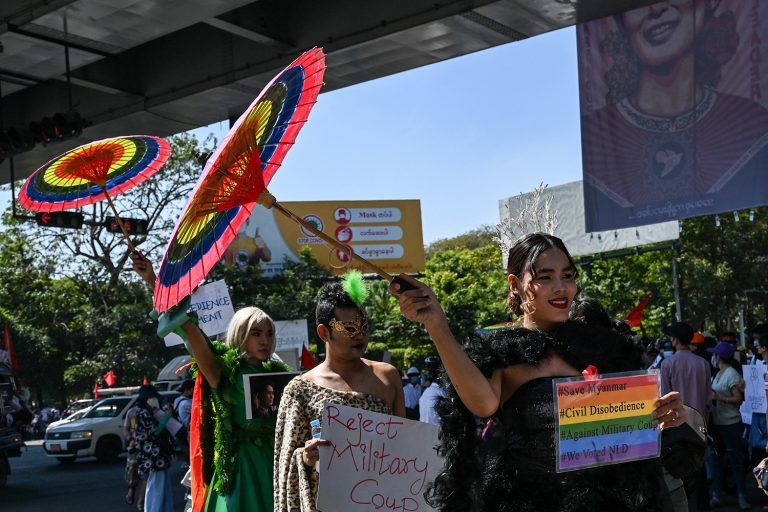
[257,190,416,291]
[101,187,135,252]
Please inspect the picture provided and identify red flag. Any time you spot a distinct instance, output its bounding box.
[3,324,20,374]
[190,373,207,512]
[93,382,100,400]
[143,376,150,385]
[625,293,651,328]
[102,370,116,387]
[301,345,317,370]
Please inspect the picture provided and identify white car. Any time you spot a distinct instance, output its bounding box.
[46,406,92,430]
[43,391,178,463]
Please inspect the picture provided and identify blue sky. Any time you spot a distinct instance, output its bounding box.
[192,26,582,244]
[6,26,582,244]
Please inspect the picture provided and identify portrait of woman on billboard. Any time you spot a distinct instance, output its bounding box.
[579,0,768,231]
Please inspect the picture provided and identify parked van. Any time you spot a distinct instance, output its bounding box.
[43,390,178,463]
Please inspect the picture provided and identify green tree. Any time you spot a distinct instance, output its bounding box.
[678,208,768,333]
[367,242,508,367]
[578,247,676,337]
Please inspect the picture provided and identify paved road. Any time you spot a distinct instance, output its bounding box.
[4,441,768,511]
[2,441,187,512]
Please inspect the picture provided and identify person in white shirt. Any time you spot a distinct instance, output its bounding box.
[419,356,444,426]
[403,367,422,420]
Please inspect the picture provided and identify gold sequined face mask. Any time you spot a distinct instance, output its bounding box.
[328,317,368,338]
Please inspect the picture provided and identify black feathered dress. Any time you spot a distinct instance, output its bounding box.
[426,321,673,512]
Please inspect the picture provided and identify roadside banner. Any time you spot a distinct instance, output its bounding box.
[499,181,678,257]
[317,403,441,511]
[226,200,425,276]
[578,1,768,231]
[275,319,309,351]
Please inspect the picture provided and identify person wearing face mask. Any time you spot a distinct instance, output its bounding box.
[130,385,174,512]
[708,341,749,509]
[660,322,712,510]
[661,341,676,361]
[403,367,423,420]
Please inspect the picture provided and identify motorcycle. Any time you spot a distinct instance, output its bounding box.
[0,362,27,488]
[0,425,24,488]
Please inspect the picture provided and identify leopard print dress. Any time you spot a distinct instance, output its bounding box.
[273,377,391,512]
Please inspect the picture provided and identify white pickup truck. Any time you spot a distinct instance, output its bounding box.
[43,390,178,463]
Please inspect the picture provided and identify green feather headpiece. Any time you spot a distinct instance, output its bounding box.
[342,270,369,307]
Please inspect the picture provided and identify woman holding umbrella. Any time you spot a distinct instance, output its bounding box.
[390,233,688,511]
[132,251,288,512]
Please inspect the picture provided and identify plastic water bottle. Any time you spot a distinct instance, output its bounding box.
[310,418,321,439]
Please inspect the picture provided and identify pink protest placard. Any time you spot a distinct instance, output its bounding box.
[317,403,442,512]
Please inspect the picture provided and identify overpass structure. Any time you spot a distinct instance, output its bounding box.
[0,0,656,184]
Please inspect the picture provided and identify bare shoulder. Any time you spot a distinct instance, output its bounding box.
[365,359,401,383]
[300,364,331,385]
[284,372,311,393]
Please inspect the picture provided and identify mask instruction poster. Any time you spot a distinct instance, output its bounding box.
[226,200,425,276]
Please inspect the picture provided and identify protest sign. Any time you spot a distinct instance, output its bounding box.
[161,280,234,345]
[554,370,660,472]
[188,280,234,337]
[242,371,300,420]
[317,403,441,512]
[740,363,767,424]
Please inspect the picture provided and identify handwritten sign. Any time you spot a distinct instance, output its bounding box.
[161,280,235,346]
[317,403,441,512]
[554,371,660,472]
[188,280,234,337]
[740,363,767,424]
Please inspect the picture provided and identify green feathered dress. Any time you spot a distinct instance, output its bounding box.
[204,356,288,512]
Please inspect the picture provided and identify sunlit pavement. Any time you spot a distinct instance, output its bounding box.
[2,441,186,512]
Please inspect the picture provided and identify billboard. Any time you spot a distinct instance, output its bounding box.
[227,200,425,276]
[578,1,768,231]
[498,181,679,258]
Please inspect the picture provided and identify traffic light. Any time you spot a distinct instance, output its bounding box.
[29,111,85,145]
[35,212,84,229]
[104,216,149,236]
[0,111,87,162]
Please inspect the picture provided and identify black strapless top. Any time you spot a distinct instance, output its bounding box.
[473,377,670,512]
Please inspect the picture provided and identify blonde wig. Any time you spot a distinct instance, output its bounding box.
[224,307,276,360]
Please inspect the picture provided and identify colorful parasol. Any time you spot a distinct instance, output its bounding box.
[154,48,326,313]
[19,135,171,249]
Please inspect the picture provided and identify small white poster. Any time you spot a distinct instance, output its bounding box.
[188,280,235,337]
[163,332,185,348]
[317,403,442,512]
[740,363,767,424]
[275,319,309,350]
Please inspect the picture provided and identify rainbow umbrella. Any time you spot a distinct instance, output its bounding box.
[154,48,325,313]
[19,135,171,249]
